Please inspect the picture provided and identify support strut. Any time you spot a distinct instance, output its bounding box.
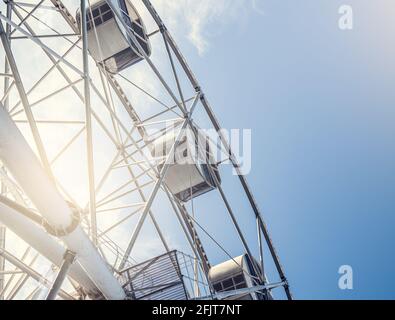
[46,250,76,300]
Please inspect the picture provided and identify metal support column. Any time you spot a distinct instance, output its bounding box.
[0,227,4,300]
[2,1,11,111]
[46,250,76,300]
[80,0,97,245]
[119,119,190,269]
[0,21,53,180]
[119,94,200,269]
[0,2,12,300]
[0,248,73,300]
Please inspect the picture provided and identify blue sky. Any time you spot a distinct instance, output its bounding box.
[1,0,394,300]
[168,0,395,299]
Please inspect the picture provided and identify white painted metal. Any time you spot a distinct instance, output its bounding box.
[0,0,291,300]
[195,281,286,301]
[208,255,261,300]
[81,0,98,245]
[0,200,98,296]
[0,225,4,299]
[0,104,125,300]
[150,124,220,202]
[86,4,129,60]
[76,0,151,73]
[0,248,74,300]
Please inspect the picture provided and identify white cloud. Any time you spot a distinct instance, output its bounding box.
[151,0,247,55]
[251,0,265,16]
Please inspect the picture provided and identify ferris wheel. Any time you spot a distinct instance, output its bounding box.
[0,0,292,300]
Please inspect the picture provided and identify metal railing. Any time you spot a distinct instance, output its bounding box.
[119,250,212,300]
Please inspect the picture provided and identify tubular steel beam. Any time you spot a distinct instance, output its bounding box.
[80,0,97,245]
[0,21,53,180]
[0,13,84,77]
[119,93,201,269]
[0,195,99,295]
[0,103,125,299]
[0,226,4,299]
[118,119,189,269]
[0,248,73,300]
[46,250,76,300]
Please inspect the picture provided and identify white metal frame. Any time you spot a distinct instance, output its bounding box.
[0,0,291,300]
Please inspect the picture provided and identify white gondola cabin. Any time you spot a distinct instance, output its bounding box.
[208,254,264,300]
[150,125,221,202]
[76,0,151,73]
